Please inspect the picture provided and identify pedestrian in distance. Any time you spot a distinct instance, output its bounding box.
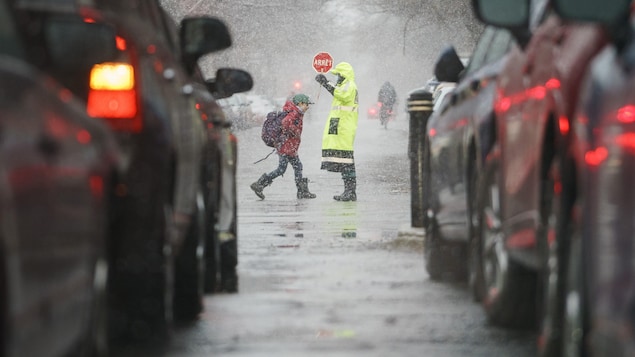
[250,93,317,200]
[315,61,359,201]
[377,81,397,129]
[378,81,397,109]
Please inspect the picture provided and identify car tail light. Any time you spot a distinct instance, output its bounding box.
[87,62,142,133]
[558,115,570,136]
[617,105,635,123]
[585,146,608,166]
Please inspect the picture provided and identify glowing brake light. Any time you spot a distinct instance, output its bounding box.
[585,147,608,166]
[87,62,141,133]
[558,115,570,135]
[617,105,635,123]
[89,63,134,90]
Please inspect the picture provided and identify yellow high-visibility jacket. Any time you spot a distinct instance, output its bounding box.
[321,62,359,172]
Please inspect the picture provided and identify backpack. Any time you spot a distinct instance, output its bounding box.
[261,110,288,147]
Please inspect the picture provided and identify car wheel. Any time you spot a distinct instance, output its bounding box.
[424,214,467,281]
[86,258,109,357]
[173,190,205,321]
[203,161,221,293]
[424,215,444,281]
[219,196,238,293]
[537,155,568,357]
[562,227,584,357]
[468,161,485,302]
[108,202,174,344]
[479,158,537,328]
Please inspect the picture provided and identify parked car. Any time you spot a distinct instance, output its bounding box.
[0,2,120,355]
[217,93,255,130]
[153,6,252,309]
[472,0,608,342]
[245,93,276,124]
[550,0,632,355]
[421,26,513,282]
[431,82,456,113]
[11,0,242,342]
[192,67,252,294]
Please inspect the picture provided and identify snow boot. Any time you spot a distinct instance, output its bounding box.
[250,173,272,200]
[296,178,316,199]
[334,177,356,201]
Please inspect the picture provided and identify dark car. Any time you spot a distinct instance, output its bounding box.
[10,0,245,342]
[154,7,252,294]
[192,68,251,294]
[422,26,513,282]
[0,3,120,355]
[549,0,633,355]
[472,0,608,341]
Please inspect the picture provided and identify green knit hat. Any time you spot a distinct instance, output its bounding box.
[292,93,314,105]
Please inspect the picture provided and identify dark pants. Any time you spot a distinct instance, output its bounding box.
[267,154,303,182]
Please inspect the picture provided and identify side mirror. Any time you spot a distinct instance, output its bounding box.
[45,17,117,71]
[180,17,232,73]
[552,0,630,24]
[206,68,253,99]
[472,0,531,47]
[552,0,631,50]
[433,46,465,83]
[472,0,530,28]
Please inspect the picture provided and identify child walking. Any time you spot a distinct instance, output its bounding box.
[250,93,317,200]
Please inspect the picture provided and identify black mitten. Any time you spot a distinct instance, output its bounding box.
[315,74,328,85]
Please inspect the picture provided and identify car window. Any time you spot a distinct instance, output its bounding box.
[0,1,25,59]
[463,26,511,77]
[530,0,550,29]
[483,29,512,64]
[463,26,496,76]
[157,8,180,54]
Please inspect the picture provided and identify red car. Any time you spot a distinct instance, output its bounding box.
[551,0,634,354]
[472,0,607,345]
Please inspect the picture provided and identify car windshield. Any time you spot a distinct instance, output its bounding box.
[0,0,25,59]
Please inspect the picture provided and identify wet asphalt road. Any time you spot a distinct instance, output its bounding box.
[116,105,537,356]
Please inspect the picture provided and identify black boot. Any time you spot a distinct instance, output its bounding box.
[296,178,316,199]
[250,173,272,199]
[334,177,356,201]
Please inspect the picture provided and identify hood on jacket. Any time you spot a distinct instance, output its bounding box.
[282,100,301,113]
[330,62,355,82]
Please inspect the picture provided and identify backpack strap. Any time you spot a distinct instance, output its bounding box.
[252,148,276,164]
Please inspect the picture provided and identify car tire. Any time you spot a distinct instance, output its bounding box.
[537,154,568,357]
[204,156,239,294]
[173,190,205,321]
[423,142,467,281]
[86,258,109,357]
[424,215,467,281]
[108,202,174,344]
[479,157,537,328]
[203,160,221,293]
[221,154,239,293]
[562,226,584,357]
[219,200,238,293]
[424,216,445,281]
[468,152,485,302]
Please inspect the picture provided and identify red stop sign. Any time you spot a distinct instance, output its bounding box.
[312,52,333,73]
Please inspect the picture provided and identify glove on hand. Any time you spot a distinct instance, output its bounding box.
[315,74,328,86]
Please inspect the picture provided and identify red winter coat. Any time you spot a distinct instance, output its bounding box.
[277,100,305,157]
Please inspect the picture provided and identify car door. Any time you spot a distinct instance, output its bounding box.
[0,59,109,356]
[427,26,512,241]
